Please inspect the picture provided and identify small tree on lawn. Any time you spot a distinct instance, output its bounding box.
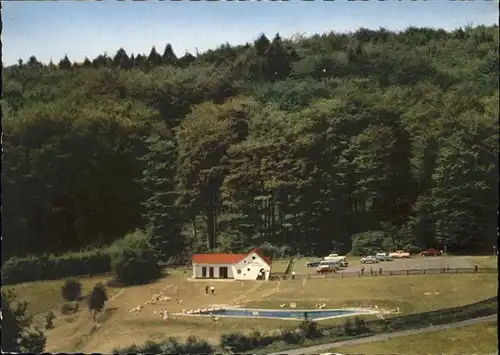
[61,278,82,302]
[45,311,56,330]
[88,283,108,322]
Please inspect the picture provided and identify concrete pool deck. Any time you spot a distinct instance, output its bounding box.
[173,307,383,321]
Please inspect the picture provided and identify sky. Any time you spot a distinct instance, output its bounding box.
[2,0,498,66]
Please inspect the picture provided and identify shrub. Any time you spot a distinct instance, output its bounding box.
[180,335,213,354]
[354,316,370,333]
[110,229,162,285]
[61,278,82,302]
[45,311,56,330]
[1,289,47,352]
[343,316,369,335]
[248,330,274,347]
[259,242,291,259]
[136,340,164,353]
[343,317,357,335]
[1,248,112,285]
[280,329,304,344]
[61,302,79,315]
[220,332,251,352]
[88,283,108,321]
[298,321,322,339]
[351,230,392,256]
[112,344,140,353]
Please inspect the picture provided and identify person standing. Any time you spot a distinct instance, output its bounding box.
[205,285,209,294]
[291,271,296,280]
[210,286,215,295]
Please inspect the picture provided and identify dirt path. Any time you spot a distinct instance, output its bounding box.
[268,315,498,355]
[109,289,124,302]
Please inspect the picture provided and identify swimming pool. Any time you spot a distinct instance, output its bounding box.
[180,308,377,321]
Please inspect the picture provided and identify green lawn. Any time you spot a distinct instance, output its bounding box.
[5,264,497,353]
[331,321,498,354]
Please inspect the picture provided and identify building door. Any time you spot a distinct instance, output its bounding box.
[209,267,214,278]
[219,267,228,279]
[202,267,207,278]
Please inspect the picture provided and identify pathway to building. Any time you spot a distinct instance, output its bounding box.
[268,315,498,355]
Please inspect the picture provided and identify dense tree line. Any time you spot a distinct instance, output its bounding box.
[2,25,498,263]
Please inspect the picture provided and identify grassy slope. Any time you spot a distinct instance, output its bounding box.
[331,321,498,354]
[4,268,497,353]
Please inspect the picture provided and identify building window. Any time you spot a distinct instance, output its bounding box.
[237,269,242,274]
[202,267,207,278]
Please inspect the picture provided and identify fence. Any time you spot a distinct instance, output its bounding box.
[269,266,498,281]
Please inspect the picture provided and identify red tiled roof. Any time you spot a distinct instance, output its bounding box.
[192,253,246,265]
[192,248,272,266]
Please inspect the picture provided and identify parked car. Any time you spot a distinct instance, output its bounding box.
[305,259,323,267]
[420,249,441,256]
[316,265,337,274]
[318,260,341,269]
[360,255,380,264]
[375,252,394,261]
[389,250,410,258]
[323,254,349,267]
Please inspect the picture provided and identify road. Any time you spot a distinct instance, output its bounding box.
[268,315,498,355]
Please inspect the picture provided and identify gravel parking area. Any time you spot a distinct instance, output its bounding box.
[341,256,474,273]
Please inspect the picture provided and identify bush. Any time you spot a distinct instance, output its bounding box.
[298,321,322,339]
[45,311,56,330]
[112,344,140,353]
[220,332,251,352]
[61,278,82,302]
[248,330,274,347]
[110,229,162,285]
[343,317,358,335]
[61,302,79,315]
[350,230,392,256]
[354,316,370,333]
[88,283,108,321]
[280,329,304,344]
[1,289,47,352]
[259,242,291,259]
[113,336,214,354]
[180,335,213,354]
[1,248,112,285]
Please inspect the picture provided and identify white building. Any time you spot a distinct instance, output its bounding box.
[191,248,272,281]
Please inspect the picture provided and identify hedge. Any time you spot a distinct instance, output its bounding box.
[225,296,498,352]
[2,248,112,285]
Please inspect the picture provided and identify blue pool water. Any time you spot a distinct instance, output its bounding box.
[198,308,370,320]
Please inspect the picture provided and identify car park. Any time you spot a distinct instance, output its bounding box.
[360,255,380,264]
[375,252,393,261]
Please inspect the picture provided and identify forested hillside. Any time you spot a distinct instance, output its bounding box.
[3,25,499,262]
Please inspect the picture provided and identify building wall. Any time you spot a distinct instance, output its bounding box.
[192,263,235,279]
[232,251,271,280]
[191,251,271,280]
